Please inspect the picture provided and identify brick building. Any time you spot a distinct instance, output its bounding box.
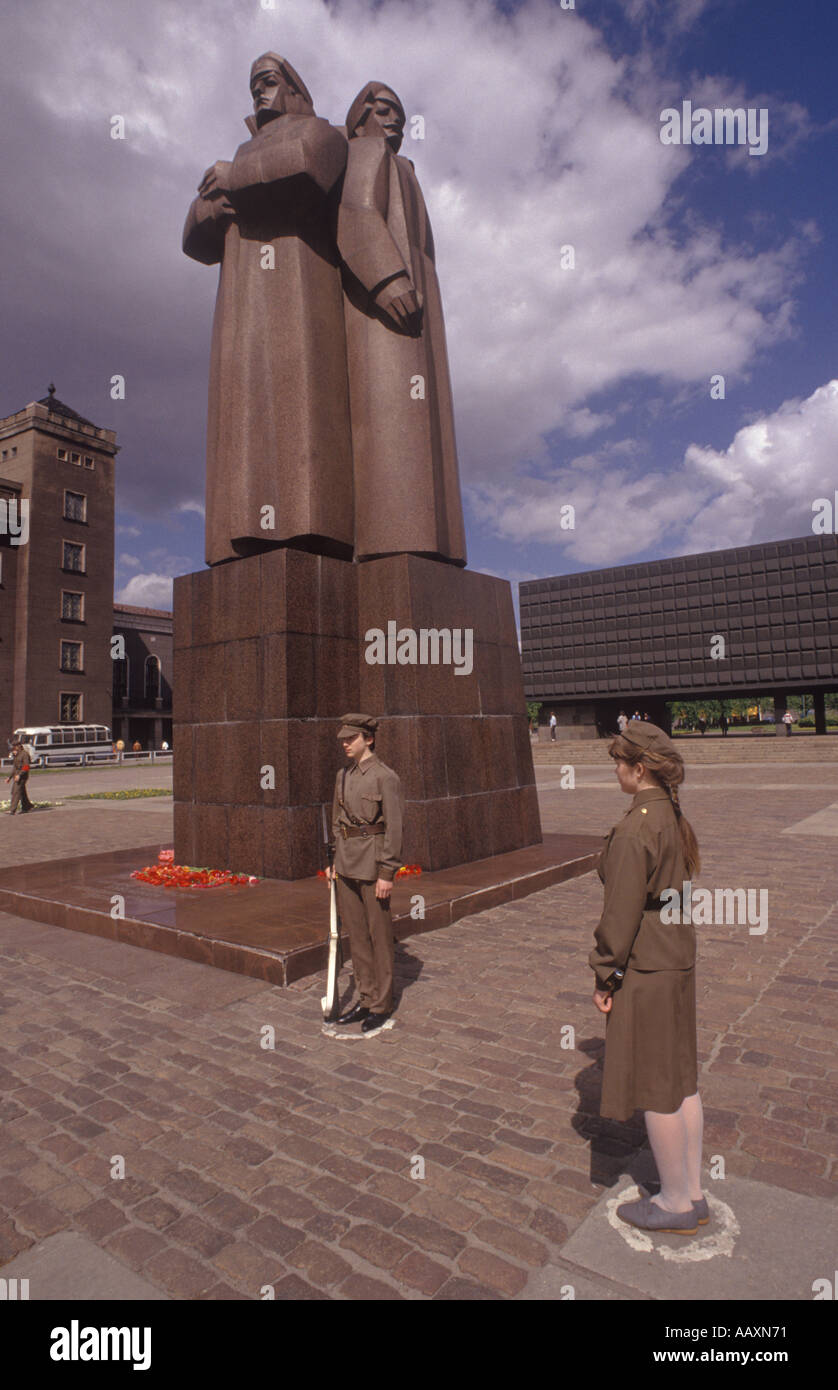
[0,477,23,735]
[0,387,117,736]
[112,604,173,749]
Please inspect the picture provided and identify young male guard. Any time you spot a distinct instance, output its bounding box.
[329,713,404,1034]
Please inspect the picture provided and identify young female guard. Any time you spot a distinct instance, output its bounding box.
[590,719,707,1234]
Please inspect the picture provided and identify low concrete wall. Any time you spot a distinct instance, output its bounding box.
[532,734,838,765]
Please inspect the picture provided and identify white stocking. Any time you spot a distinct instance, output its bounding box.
[680,1091,704,1200]
[644,1106,691,1212]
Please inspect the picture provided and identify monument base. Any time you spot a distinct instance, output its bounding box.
[173,549,541,879]
[0,834,598,986]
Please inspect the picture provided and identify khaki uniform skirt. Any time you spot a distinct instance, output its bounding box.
[600,965,698,1121]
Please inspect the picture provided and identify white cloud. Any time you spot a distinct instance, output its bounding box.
[469,378,838,565]
[116,524,141,537]
[119,553,141,568]
[176,500,205,518]
[6,0,812,502]
[115,572,175,609]
[681,379,838,551]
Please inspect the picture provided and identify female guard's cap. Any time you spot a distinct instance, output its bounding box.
[337,713,378,739]
[619,720,677,758]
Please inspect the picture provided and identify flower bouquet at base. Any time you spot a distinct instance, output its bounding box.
[131,858,259,888]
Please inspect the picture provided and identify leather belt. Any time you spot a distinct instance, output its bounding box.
[339,822,386,840]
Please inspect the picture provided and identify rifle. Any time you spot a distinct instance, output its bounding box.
[320,802,343,1021]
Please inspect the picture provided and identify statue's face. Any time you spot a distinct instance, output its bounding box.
[250,64,285,116]
[360,96,404,151]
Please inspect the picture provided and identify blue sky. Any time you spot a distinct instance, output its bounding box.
[1,0,836,610]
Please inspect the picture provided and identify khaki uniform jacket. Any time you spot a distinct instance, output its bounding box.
[11,748,30,781]
[589,787,694,987]
[332,755,404,882]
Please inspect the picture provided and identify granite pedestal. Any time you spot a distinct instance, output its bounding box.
[173,549,540,879]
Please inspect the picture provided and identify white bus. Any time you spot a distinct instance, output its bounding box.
[11,725,113,766]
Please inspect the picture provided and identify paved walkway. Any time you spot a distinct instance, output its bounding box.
[0,763,836,1299]
[1,765,172,867]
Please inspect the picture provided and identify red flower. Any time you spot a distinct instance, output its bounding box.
[131,863,259,888]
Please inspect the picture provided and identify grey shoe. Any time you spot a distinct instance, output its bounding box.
[616,1196,698,1235]
[693,1196,710,1225]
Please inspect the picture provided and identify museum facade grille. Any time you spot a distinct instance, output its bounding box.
[519,534,838,738]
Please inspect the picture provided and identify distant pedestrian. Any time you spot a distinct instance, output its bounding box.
[617,711,628,734]
[6,739,32,814]
[783,710,793,736]
[132,740,142,752]
[719,714,728,738]
[697,713,706,736]
[549,712,557,741]
[642,712,650,722]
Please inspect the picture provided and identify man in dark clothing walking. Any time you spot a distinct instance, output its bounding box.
[7,740,32,814]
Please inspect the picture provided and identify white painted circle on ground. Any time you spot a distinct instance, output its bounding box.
[606,1185,739,1262]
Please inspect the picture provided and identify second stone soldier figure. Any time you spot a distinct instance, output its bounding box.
[330,714,404,1034]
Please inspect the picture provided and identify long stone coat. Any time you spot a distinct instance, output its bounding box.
[183,113,354,566]
[337,137,467,565]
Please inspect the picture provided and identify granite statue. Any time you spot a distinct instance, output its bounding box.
[183,53,354,566]
[338,83,467,566]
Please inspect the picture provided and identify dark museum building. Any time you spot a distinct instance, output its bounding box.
[519,533,838,737]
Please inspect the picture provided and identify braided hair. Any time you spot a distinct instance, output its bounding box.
[608,734,700,876]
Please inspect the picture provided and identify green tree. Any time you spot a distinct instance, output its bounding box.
[526,701,542,732]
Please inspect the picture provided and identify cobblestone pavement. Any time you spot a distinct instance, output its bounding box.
[0,763,172,867]
[0,763,836,1299]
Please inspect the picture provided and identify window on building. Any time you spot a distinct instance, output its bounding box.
[84,456,94,469]
[61,591,84,620]
[60,693,82,722]
[57,447,68,460]
[113,656,129,700]
[71,452,80,464]
[61,641,83,672]
[62,541,85,572]
[64,490,87,522]
[144,655,161,701]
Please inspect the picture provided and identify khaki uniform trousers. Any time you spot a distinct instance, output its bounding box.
[10,776,32,814]
[336,874,394,1014]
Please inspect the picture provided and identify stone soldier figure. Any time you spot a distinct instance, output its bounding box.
[6,739,32,814]
[337,83,467,566]
[183,53,354,567]
[329,714,404,1033]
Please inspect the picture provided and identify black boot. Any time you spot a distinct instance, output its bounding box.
[361,1011,392,1034]
[337,1003,369,1025]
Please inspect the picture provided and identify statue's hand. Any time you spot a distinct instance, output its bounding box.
[375,279,423,335]
[198,161,233,200]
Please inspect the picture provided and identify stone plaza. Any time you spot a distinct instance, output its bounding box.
[1,741,835,1301]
